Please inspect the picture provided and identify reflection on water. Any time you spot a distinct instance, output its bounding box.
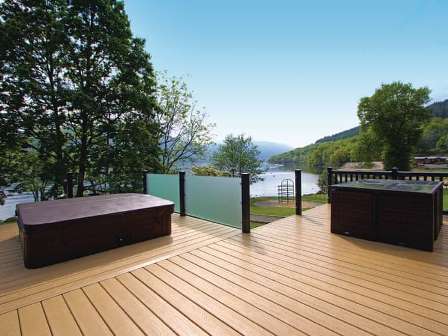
[251,169,320,197]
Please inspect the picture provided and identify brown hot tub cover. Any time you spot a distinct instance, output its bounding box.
[17,193,174,268]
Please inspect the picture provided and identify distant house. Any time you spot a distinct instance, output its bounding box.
[414,156,448,166]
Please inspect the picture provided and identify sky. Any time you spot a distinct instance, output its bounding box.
[124,0,448,148]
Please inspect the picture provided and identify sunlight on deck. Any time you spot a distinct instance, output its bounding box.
[1,205,448,335]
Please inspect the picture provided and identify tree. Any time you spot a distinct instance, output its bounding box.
[64,0,159,196]
[436,134,448,154]
[351,127,383,164]
[192,165,231,177]
[416,118,448,154]
[212,134,264,181]
[155,72,214,173]
[0,0,160,198]
[357,82,431,170]
[0,0,71,197]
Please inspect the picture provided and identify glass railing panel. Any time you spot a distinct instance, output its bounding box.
[146,173,180,212]
[185,175,242,228]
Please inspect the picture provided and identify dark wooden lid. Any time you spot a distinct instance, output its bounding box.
[332,179,443,194]
[17,193,174,231]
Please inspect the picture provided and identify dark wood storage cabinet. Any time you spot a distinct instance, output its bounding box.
[331,180,443,251]
[17,193,174,268]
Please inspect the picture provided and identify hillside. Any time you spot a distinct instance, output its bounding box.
[315,126,360,144]
[269,98,448,171]
[428,99,448,118]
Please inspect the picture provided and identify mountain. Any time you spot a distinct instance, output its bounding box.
[186,141,293,168]
[427,99,448,118]
[268,98,448,169]
[253,141,293,161]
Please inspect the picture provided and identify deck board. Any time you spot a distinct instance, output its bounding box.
[1,205,448,335]
[41,296,82,336]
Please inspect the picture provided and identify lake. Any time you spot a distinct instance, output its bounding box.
[251,169,320,197]
[0,192,34,221]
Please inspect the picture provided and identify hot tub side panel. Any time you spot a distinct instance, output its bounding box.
[19,205,173,268]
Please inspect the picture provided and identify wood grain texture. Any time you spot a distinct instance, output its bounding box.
[1,206,448,336]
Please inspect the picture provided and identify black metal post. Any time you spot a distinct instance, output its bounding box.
[179,171,186,216]
[391,167,398,180]
[67,172,74,198]
[143,171,148,194]
[295,169,302,215]
[241,173,250,233]
[327,167,333,203]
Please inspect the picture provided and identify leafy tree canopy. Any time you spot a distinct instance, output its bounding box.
[357,82,431,170]
[0,0,160,198]
[155,72,214,173]
[212,134,264,182]
[191,165,231,177]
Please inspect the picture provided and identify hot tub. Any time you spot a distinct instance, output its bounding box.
[16,193,174,268]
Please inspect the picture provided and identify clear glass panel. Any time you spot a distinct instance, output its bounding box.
[146,174,180,212]
[185,175,242,228]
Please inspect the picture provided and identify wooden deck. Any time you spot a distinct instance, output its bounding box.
[1,205,448,335]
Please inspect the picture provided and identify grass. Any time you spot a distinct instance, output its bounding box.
[0,217,16,225]
[250,193,327,217]
[250,203,296,217]
[303,193,327,204]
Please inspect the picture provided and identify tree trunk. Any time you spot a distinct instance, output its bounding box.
[76,112,88,197]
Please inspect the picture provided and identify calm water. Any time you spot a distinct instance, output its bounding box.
[251,169,320,197]
[0,192,34,221]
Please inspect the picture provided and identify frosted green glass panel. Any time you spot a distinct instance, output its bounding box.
[146,174,180,212]
[185,175,242,228]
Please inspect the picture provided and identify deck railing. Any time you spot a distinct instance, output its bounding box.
[143,170,305,232]
[327,167,448,213]
[143,172,251,232]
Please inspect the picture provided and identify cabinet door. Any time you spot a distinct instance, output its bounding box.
[377,193,433,251]
[331,190,376,240]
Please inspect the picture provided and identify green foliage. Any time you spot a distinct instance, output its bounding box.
[0,0,160,197]
[270,136,367,174]
[212,134,264,182]
[357,82,431,170]
[0,148,50,201]
[416,118,448,154]
[436,135,448,154]
[156,72,214,173]
[315,126,360,144]
[191,166,231,177]
[351,127,383,163]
